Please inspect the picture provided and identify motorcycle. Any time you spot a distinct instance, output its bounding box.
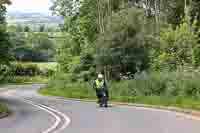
[99,89,108,108]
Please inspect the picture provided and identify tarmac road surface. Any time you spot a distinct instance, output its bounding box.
[0,84,200,133]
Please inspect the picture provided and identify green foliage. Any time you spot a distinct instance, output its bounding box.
[40,69,200,109]
[16,24,24,32]
[0,7,12,65]
[0,64,13,81]
[9,32,56,62]
[13,63,40,76]
[39,72,95,98]
[39,25,45,32]
[9,62,56,77]
[45,0,200,111]
[95,8,150,74]
[160,0,185,25]
[24,26,30,32]
[0,103,8,114]
[110,69,200,98]
[152,19,200,70]
[0,0,12,84]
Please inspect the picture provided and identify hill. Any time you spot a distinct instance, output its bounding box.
[6,11,64,25]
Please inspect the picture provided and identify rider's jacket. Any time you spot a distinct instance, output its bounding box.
[95,79,105,90]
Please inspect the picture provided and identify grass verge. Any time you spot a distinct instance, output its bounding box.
[39,70,200,111]
[0,103,9,115]
[39,84,200,111]
[1,76,49,85]
[39,83,96,99]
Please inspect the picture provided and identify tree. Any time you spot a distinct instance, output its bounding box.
[16,24,23,32]
[51,0,200,81]
[0,0,12,65]
[96,7,151,79]
[51,0,98,55]
[0,0,11,80]
[152,18,200,70]
[24,25,30,32]
[51,0,81,17]
[39,25,45,32]
[7,25,17,32]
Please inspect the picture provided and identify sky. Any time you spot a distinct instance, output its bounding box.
[7,0,52,14]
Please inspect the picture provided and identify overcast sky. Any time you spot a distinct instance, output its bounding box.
[7,0,52,14]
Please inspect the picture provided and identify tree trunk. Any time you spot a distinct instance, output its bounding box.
[154,0,160,37]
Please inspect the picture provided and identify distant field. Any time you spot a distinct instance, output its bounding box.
[12,62,58,70]
[28,62,58,70]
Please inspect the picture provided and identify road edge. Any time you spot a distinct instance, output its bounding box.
[54,97,200,120]
[0,112,9,119]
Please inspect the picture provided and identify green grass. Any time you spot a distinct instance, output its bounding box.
[1,76,49,85]
[39,83,200,110]
[39,70,200,110]
[12,62,58,71]
[111,96,200,110]
[0,103,8,114]
[39,82,96,99]
[28,62,58,70]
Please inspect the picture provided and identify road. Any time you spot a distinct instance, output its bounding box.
[0,84,200,133]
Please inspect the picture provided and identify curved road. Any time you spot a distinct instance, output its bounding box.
[1,84,200,133]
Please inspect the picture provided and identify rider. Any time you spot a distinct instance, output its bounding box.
[93,73,108,107]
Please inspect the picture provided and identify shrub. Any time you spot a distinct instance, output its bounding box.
[0,64,14,82]
[79,71,90,82]
[14,63,40,76]
[10,62,56,77]
[152,19,199,70]
[0,103,8,114]
[39,68,54,76]
[109,69,200,98]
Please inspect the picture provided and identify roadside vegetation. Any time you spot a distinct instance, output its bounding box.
[0,0,11,115]
[40,70,200,110]
[0,103,9,115]
[2,0,200,111]
[0,62,57,85]
[0,1,60,115]
[40,0,200,110]
[0,1,61,85]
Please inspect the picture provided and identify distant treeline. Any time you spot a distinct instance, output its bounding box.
[7,24,63,33]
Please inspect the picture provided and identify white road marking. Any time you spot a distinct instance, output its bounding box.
[35,102,71,132]
[3,88,200,131]
[16,97,71,133]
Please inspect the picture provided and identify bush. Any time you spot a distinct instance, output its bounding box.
[152,19,199,70]
[41,72,95,99]
[40,68,200,109]
[9,62,56,77]
[69,64,82,74]
[43,69,200,99]
[0,103,8,114]
[14,63,40,76]
[109,69,200,98]
[39,68,55,77]
[0,64,14,81]
[79,71,90,82]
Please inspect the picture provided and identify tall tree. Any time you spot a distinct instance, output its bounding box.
[0,0,12,65]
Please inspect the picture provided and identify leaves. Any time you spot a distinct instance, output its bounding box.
[0,0,12,65]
